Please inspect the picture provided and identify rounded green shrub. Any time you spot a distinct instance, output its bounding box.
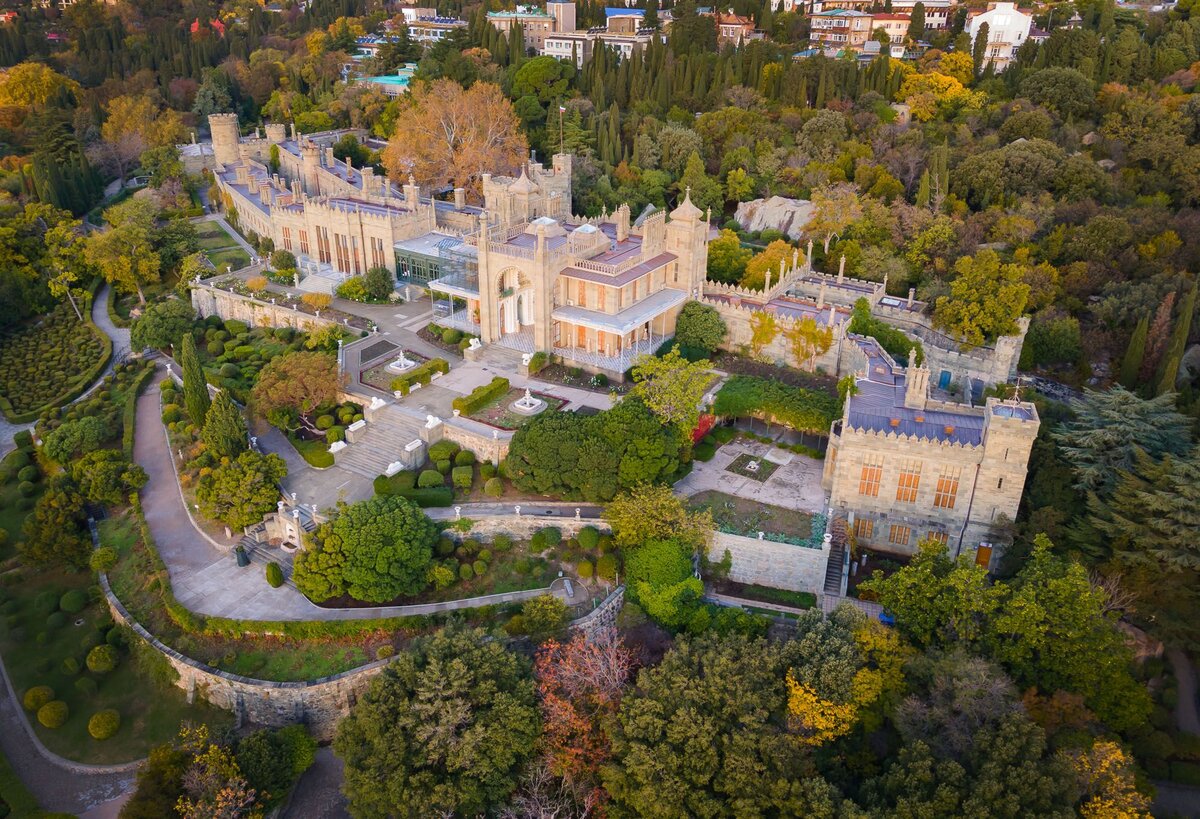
[8,450,29,469]
[597,534,614,553]
[86,644,118,674]
[0,468,9,485]
[18,481,36,497]
[62,657,80,675]
[33,591,58,615]
[596,554,618,581]
[435,459,451,474]
[266,562,284,588]
[375,645,395,660]
[23,685,54,712]
[37,701,68,729]
[79,631,103,651]
[45,612,67,630]
[504,615,526,636]
[105,627,126,647]
[577,526,600,551]
[436,537,455,556]
[88,709,120,740]
[472,559,488,575]
[219,363,240,378]
[577,561,594,579]
[442,328,462,344]
[207,340,225,356]
[462,538,480,555]
[417,470,444,488]
[454,450,475,467]
[459,563,474,580]
[451,466,473,489]
[539,527,561,546]
[17,465,38,483]
[326,426,345,443]
[479,463,496,480]
[492,533,513,552]
[90,548,118,573]
[693,442,716,461]
[477,549,492,562]
[427,440,460,461]
[315,415,334,430]
[59,589,88,614]
[161,404,183,424]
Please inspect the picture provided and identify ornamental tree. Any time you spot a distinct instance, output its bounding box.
[202,390,249,460]
[70,450,147,506]
[706,229,751,284]
[179,333,210,427]
[334,628,540,817]
[131,299,196,351]
[933,249,1030,346]
[21,475,90,568]
[603,483,713,549]
[629,347,712,435]
[251,351,338,424]
[195,451,287,530]
[672,301,727,356]
[293,494,436,603]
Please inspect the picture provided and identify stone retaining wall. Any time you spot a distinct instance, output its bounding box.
[707,531,830,595]
[192,284,344,335]
[100,575,385,741]
[571,585,625,638]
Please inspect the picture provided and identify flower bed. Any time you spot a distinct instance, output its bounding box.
[725,452,778,482]
[688,490,822,547]
[0,302,110,422]
[466,387,567,431]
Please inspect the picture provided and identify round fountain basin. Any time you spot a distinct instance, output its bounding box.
[510,396,548,416]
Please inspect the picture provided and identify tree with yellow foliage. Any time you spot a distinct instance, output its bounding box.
[1067,740,1152,819]
[898,71,986,122]
[740,239,793,290]
[783,316,834,370]
[0,62,80,109]
[749,310,778,359]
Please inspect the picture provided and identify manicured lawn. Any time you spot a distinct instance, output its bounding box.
[0,747,40,817]
[0,526,231,764]
[725,452,779,482]
[287,433,334,468]
[206,246,251,272]
[688,490,814,540]
[195,221,237,249]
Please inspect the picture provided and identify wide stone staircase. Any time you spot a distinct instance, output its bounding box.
[332,405,426,478]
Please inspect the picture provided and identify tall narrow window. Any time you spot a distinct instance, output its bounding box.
[859,456,883,497]
[895,460,921,504]
[853,519,874,539]
[926,530,949,546]
[888,524,910,546]
[933,467,961,510]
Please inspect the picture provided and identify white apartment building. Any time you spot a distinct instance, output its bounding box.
[967,1,1032,70]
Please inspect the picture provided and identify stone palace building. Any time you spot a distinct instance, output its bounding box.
[206,113,1036,565]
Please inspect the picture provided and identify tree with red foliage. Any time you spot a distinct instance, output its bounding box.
[530,628,634,814]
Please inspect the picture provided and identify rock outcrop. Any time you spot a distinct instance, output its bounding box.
[734,196,815,240]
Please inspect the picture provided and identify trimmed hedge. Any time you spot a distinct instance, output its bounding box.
[418,469,444,488]
[452,376,510,415]
[266,562,284,588]
[451,465,473,490]
[712,375,839,434]
[428,440,460,462]
[37,700,68,729]
[390,357,450,395]
[22,685,54,712]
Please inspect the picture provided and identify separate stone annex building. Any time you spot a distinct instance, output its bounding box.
[823,336,1038,566]
[209,112,710,377]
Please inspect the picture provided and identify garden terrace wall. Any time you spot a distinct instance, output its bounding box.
[705,297,845,375]
[421,415,512,466]
[192,283,351,336]
[101,573,387,741]
[869,306,1028,388]
[453,514,608,541]
[707,531,830,595]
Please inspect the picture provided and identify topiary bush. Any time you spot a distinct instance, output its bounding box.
[693,442,716,461]
[539,527,561,547]
[17,465,38,483]
[483,477,503,497]
[451,466,473,490]
[577,526,600,551]
[577,560,594,579]
[18,480,35,497]
[427,440,460,462]
[479,462,496,480]
[454,450,476,467]
[266,562,284,588]
[45,612,67,630]
[441,328,462,345]
[90,547,118,573]
[435,458,451,474]
[33,591,58,615]
[59,589,87,614]
[417,469,444,488]
[23,685,54,712]
[88,709,121,740]
[459,562,474,580]
[596,554,618,581]
[472,559,487,576]
[37,700,68,729]
[74,677,98,697]
[86,644,118,674]
[375,644,395,660]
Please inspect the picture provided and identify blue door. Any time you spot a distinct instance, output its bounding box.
[938,370,952,390]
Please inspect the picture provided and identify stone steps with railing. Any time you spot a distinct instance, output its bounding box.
[332,408,425,478]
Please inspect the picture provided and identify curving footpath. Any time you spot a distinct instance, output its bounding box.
[0,282,141,815]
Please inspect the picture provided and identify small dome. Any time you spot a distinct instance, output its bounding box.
[509,169,538,195]
[573,223,600,234]
[670,187,703,221]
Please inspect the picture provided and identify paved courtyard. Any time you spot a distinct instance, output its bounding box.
[675,438,827,514]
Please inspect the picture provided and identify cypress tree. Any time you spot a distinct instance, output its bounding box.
[180,334,211,427]
[906,2,925,40]
[972,22,989,75]
[915,170,931,209]
[202,390,248,460]
[1156,281,1198,396]
[1119,314,1149,390]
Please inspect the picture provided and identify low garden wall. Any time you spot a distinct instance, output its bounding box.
[707,531,830,595]
[192,283,344,336]
[454,514,607,541]
[420,414,512,466]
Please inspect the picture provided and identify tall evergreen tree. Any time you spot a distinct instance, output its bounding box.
[972,22,990,76]
[906,2,925,40]
[1156,281,1197,396]
[1119,314,1149,390]
[180,333,211,427]
[202,390,248,460]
